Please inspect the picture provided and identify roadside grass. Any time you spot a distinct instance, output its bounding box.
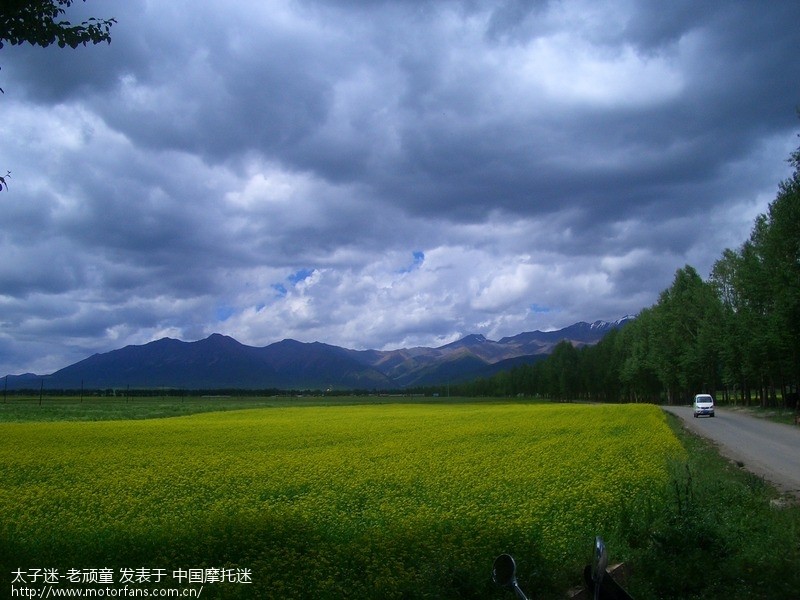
[619,411,800,599]
[722,404,800,427]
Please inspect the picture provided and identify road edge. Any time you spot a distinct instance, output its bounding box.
[662,405,800,501]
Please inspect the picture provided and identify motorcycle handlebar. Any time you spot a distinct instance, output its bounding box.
[492,537,634,600]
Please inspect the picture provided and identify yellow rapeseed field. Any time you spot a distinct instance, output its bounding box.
[0,402,684,599]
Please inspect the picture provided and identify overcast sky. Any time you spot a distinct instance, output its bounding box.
[1,0,798,375]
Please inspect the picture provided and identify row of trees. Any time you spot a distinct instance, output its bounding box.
[455,142,800,406]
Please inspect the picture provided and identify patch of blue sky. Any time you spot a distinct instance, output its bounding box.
[530,303,552,314]
[215,305,236,322]
[288,268,314,285]
[271,268,313,299]
[398,251,425,273]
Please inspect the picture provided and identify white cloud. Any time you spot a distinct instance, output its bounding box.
[518,36,684,108]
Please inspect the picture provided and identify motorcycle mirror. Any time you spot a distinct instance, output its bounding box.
[592,536,609,600]
[492,554,530,600]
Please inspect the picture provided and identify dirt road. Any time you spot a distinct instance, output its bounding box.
[662,406,800,498]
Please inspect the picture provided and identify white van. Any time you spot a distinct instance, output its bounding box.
[693,393,715,418]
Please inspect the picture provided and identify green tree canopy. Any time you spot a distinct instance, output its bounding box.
[0,0,114,49]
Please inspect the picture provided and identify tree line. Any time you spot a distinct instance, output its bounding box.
[453,141,800,407]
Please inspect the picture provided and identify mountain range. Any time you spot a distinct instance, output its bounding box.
[4,317,633,391]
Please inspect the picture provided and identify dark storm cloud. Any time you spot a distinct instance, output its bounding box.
[0,0,798,373]
[12,0,794,223]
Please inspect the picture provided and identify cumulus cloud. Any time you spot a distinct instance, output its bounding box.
[0,0,798,374]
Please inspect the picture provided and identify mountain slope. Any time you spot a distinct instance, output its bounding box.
[39,335,390,390]
[6,318,633,390]
[43,334,276,389]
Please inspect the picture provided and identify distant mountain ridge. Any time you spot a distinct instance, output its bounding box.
[4,317,633,390]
